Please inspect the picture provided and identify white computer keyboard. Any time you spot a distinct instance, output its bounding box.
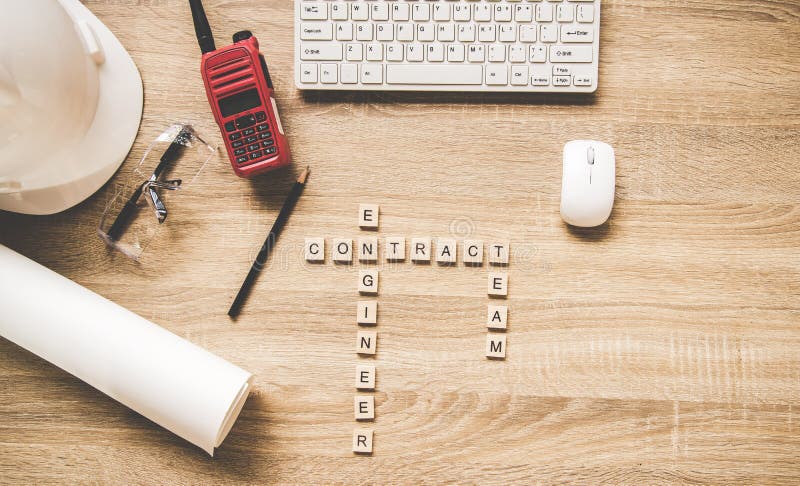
[294,0,600,92]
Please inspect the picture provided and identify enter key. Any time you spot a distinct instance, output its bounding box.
[560,26,595,43]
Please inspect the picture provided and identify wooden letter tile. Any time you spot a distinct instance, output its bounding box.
[355,364,376,390]
[487,305,507,330]
[489,242,510,266]
[354,395,375,421]
[358,236,378,262]
[436,238,457,265]
[486,333,507,359]
[411,237,431,263]
[487,272,508,298]
[352,428,374,454]
[359,204,380,229]
[385,236,406,262]
[358,269,379,294]
[357,330,378,355]
[463,239,483,265]
[357,301,378,325]
[332,238,353,263]
[304,238,325,262]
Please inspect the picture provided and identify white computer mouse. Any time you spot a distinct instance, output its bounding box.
[560,140,616,227]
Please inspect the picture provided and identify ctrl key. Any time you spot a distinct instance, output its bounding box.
[300,63,318,83]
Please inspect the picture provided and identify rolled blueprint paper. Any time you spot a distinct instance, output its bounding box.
[0,244,252,455]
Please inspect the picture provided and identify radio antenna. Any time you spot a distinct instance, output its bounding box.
[189,0,216,54]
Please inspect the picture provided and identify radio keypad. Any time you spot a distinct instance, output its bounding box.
[227,117,277,164]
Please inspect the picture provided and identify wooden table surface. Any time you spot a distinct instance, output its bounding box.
[2,0,799,483]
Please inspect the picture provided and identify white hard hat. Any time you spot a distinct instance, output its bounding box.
[0,0,143,214]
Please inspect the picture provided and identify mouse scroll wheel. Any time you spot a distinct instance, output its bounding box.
[587,146,595,165]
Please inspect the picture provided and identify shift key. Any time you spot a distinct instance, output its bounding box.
[549,45,593,63]
[300,43,342,61]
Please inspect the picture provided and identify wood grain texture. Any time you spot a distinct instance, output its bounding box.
[2,0,800,483]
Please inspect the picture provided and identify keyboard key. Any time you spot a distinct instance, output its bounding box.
[336,24,352,41]
[488,45,506,62]
[259,131,272,140]
[229,132,242,141]
[255,112,266,122]
[236,155,249,164]
[264,147,277,156]
[331,3,348,21]
[300,43,342,61]
[257,123,269,131]
[407,43,424,62]
[386,43,404,61]
[514,4,533,22]
[427,44,444,62]
[341,64,358,83]
[232,140,244,148]
[261,139,275,148]
[366,43,383,61]
[447,44,465,62]
[561,27,595,43]
[557,4,574,22]
[243,128,255,136]
[300,63,318,83]
[346,43,363,61]
[433,4,450,21]
[468,44,485,62]
[371,3,389,21]
[392,3,409,21]
[300,22,333,41]
[250,151,263,160]
[511,65,528,86]
[300,3,327,21]
[361,65,383,84]
[234,148,246,156]
[519,25,537,43]
[553,75,572,86]
[412,4,430,21]
[509,45,526,63]
[248,143,260,151]
[530,45,546,63]
[550,45,593,62]
[531,74,550,86]
[453,4,471,22]
[224,121,235,132]
[536,3,553,22]
[245,135,257,144]
[387,64,483,85]
[485,65,508,85]
[351,3,368,21]
[553,65,571,76]
[577,5,595,23]
[574,75,593,86]
[321,64,338,83]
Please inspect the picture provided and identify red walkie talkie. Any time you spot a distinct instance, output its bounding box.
[190,0,291,178]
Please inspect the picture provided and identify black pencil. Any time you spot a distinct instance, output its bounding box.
[228,167,310,318]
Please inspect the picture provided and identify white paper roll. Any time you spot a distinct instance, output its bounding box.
[0,244,253,455]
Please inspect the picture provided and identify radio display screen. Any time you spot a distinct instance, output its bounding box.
[219,89,261,118]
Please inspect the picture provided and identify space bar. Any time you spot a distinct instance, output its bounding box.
[386,65,483,85]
